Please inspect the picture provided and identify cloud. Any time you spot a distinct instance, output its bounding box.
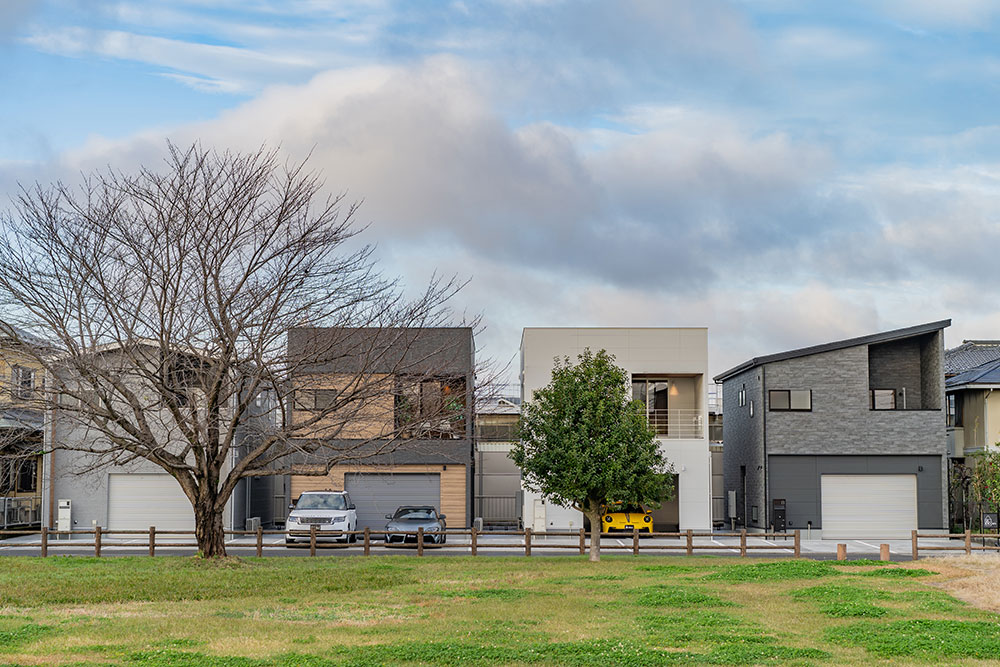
[873,0,1000,28]
[0,0,40,44]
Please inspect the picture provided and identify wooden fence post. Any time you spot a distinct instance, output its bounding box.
[148,526,155,557]
[879,544,890,561]
[965,529,972,555]
[793,529,801,558]
[524,527,532,557]
[836,543,847,561]
[40,526,48,557]
[579,528,585,555]
[911,529,918,562]
[739,529,747,557]
[633,528,640,556]
[470,526,477,556]
[309,525,317,557]
[256,526,263,558]
[94,526,102,557]
[685,529,693,556]
[417,527,424,556]
[363,527,370,556]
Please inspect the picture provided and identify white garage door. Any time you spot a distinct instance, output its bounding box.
[344,473,440,531]
[108,473,195,532]
[821,474,917,540]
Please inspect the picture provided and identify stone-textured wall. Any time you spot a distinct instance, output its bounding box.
[765,344,945,456]
[920,331,943,410]
[721,366,765,528]
[869,338,923,408]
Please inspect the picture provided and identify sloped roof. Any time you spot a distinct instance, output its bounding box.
[944,340,1000,377]
[946,357,1000,390]
[477,396,521,415]
[714,319,951,383]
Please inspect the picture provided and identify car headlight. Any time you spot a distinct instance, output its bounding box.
[333,516,345,523]
[286,516,298,525]
[604,515,613,523]
[643,515,651,523]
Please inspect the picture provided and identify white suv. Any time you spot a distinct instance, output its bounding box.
[285,491,358,545]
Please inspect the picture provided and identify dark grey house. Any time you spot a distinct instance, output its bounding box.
[714,320,950,540]
[286,327,475,531]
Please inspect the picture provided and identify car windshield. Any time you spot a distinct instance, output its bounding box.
[295,494,347,510]
[393,508,437,520]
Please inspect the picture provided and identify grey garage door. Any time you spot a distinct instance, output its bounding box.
[344,473,441,531]
[108,473,195,532]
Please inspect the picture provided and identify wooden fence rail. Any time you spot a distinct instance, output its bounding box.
[1,527,996,559]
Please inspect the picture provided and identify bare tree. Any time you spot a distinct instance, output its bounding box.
[0,143,482,557]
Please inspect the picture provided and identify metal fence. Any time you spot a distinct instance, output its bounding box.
[0,496,41,529]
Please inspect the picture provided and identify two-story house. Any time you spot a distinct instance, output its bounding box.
[475,392,522,529]
[945,341,1000,460]
[714,320,950,540]
[519,328,712,532]
[0,324,44,530]
[285,327,475,531]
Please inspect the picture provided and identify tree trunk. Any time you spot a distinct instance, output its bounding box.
[586,505,602,562]
[194,503,227,558]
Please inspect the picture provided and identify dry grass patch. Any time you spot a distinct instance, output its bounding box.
[920,554,1000,613]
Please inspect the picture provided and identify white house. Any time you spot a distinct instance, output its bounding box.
[519,328,712,532]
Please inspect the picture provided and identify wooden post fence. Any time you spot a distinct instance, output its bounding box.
[880,544,890,561]
[578,528,585,555]
[363,527,371,556]
[470,526,477,556]
[911,529,918,561]
[417,527,424,556]
[686,529,693,556]
[793,529,801,558]
[255,526,263,557]
[739,529,747,557]
[836,543,847,561]
[41,526,48,557]
[148,526,155,557]
[94,525,102,557]
[633,528,639,556]
[965,529,972,555]
[309,525,317,557]
[524,527,532,557]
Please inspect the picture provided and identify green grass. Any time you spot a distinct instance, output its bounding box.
[0,555,991,665]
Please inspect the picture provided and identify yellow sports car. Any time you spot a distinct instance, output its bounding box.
[601,504,653,534]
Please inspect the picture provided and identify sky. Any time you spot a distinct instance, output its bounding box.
[2,0,1000,382]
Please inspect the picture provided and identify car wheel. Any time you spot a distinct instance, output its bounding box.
[284,538,295,546]
[349,531,357,543]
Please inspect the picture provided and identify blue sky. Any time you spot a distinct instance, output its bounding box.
[3,0,1000,377]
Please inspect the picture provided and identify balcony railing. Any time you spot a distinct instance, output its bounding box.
[1,496,41,529]
[647,409,704,439]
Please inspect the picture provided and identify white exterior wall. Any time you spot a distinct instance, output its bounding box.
[519,328,712,531]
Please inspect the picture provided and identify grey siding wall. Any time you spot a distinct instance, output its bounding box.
[768,455,944,530]
[869,339,924,408]
[721,367,765,528]
[764,345,945,457]
[920,331,943,410]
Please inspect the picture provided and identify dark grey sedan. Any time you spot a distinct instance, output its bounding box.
[384,506,447,544]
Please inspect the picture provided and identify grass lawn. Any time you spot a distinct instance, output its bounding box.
[0,555,997,665]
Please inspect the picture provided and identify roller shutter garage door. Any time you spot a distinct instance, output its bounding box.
[344,473,440,531]
[820,474,917,540]
[108,473,195,532]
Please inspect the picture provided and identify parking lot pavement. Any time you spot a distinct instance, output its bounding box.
[1,531,992,560]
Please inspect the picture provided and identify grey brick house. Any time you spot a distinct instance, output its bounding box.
[714,320,949,539]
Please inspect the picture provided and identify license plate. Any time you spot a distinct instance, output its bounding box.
[625,525,634,530]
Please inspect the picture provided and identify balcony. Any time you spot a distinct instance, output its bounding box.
[648,409,704,439]
[1,495,41,529]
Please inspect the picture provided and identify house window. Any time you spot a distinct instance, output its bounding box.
[313,389,338,411]
[738,384,746,407]
[16,458,38,493]
[947,394,962,427]
[768,390,811,411]
[870,389,896,410]
[749,400,754,418]
[11,366,35,400]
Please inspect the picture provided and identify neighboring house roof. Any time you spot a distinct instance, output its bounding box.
[944,340,1000,377]
[713,319,952,383]
[477,396,520,415]
[945,357,1000,390]
[0,407,43,432]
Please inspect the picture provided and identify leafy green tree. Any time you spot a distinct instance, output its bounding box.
[511,348,673,561]
[971,448,1000,531]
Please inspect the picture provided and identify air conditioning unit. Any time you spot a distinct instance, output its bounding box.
[245,517,261,531]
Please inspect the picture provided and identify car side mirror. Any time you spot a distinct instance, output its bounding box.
[384,514,392,519]
[438,514,446,520]
[348,504,356,510]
